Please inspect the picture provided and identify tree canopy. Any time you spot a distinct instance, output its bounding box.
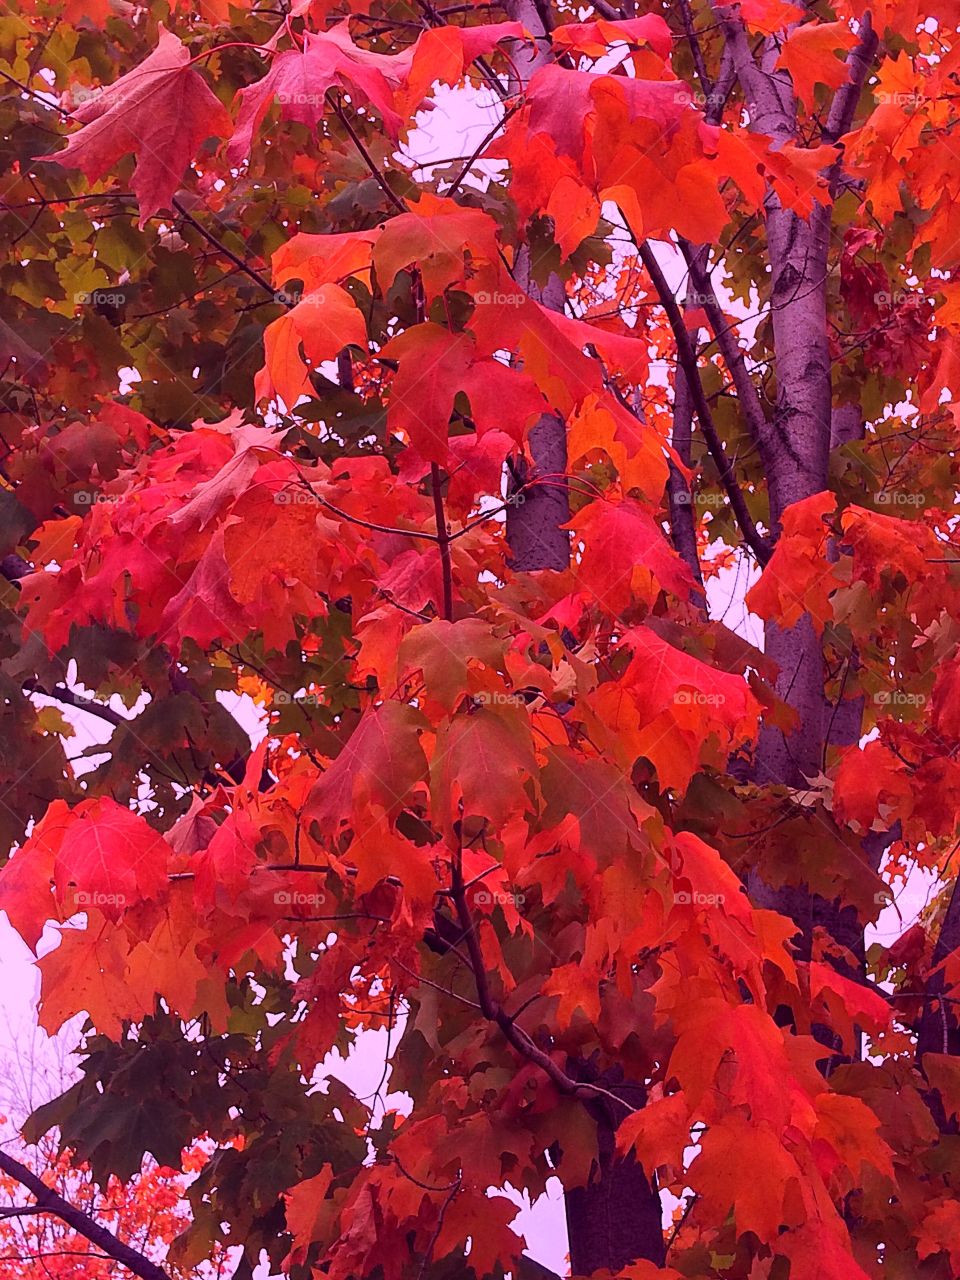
[2,0,960,1276]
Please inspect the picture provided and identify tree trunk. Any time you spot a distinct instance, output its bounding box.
[500,1,662,1266]
[563,1064,666,1273]
[505,256,570,572]
[565,1154,664,1274]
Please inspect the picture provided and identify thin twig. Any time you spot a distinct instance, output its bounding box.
[296,476,439,542]
[172,198,278,300]
[447,860,635,1114]
[446,102,522,197]
[326,92,407,215]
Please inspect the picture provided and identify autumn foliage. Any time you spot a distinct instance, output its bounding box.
[3,0,960,1276]
[0,1135,224,1278]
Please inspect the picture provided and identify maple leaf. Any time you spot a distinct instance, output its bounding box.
[308,701,429,831]
[808,961,892,1049]
[812,1091,894,1184]
[689,1112,801,1243]
[37,925,138,1038]
[230,23,524,162]
[372,198,502,300]
[229,26,404,162]
[382,325,546,462]
[738,0,806,32]
[398,618,507,715]
[395,21,525,118]
[272,228,378,296]
[592,627,761,791]
[0,841,59,952]
[841,502,942,591]
[124,885,211,1022]
[776,21,859,109]
[430,706,538,832]
[552,15,673,59]
[192,808,261,909]
[775,1223,873,1280]
[8,797,169,927]
[833,739,912,831]
[543,962,601,1030]
[524,64,691,166]
[256,283,368,408]
[566,393,669,502]
[615,1090,690,1175]
[380,325,472,463]
[668,997,820,1132]
[746,490,838,633]
[167,419,281,532]
[284,1167,336,1270]
[920,1053,960,1121]
[53,27,232,226]
[566,497,694,615]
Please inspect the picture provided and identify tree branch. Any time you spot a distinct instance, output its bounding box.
[630,233,772,564]
[0,1151,171,1280]
[23,681,127,728]
[677,236,771,468]
[446,861,634,1114]
[171,199,278,300]
[675,0,712,98]
[326,92,407,215]
[918,876,960,1062]
[822,14,878,146]
[431,464,454,622]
